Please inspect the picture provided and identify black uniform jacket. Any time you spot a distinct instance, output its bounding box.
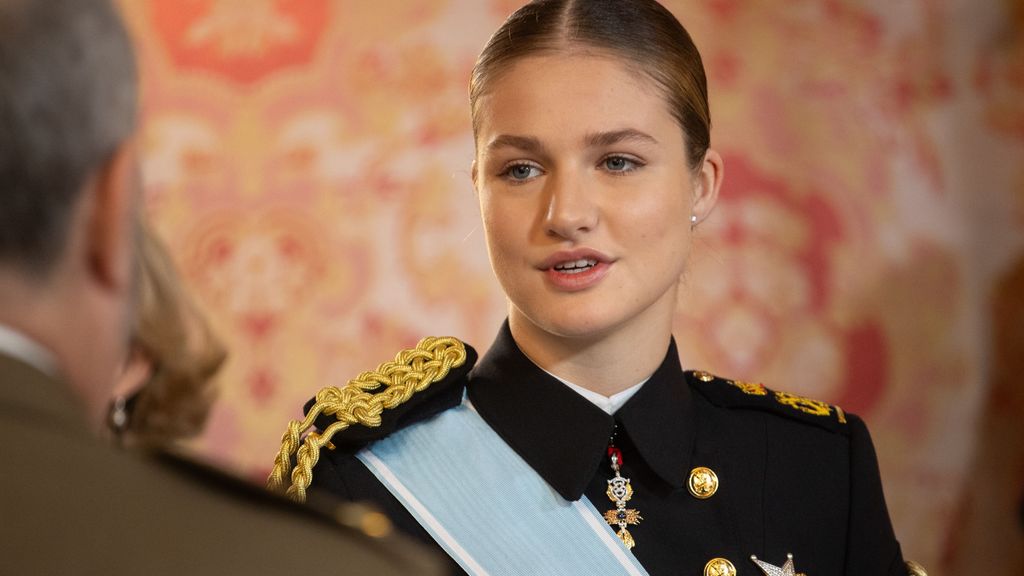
[308,323,906,575]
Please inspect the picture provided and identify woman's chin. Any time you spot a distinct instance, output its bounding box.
[512,307,622,343]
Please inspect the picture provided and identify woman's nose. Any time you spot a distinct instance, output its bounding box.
[543,170,599,240]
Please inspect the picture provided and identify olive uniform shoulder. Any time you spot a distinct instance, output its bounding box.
[156,449,372,534]
[267,336,477,502]
[685,369,849,435]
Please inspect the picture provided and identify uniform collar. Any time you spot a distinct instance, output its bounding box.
[467,321,696,501]
[0,323,59,378]
[0,352,87,439]
[549,372,647,415]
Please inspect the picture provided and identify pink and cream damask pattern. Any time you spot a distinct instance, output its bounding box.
[120,1,1024,572]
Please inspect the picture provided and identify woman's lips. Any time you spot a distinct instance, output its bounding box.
[539,249,613,291]
[544,260,611,291]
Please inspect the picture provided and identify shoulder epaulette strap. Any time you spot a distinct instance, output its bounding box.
[686,369,849,434]
[905,560,928,575]
[267,336,476,502]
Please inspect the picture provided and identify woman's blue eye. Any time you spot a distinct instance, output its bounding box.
[603,156,638,172]
[503,164,541,181]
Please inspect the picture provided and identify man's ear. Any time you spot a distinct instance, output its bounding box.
[692,148,724,223]
[86,139,139,293]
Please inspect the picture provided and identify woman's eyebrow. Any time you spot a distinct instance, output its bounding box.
[484,129,657,155]
[485,134,549,155]
[584,129,659,147]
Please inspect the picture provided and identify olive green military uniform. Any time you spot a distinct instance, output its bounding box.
[0,353,444,575]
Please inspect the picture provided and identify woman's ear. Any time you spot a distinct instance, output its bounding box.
[692,148,724,223]
[471,159,480,194]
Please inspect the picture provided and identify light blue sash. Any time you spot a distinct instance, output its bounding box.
[356,399,650,576]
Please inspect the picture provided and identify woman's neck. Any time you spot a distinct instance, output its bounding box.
[508,311,673,397]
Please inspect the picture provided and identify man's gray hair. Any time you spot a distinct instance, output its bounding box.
[0,0,138,276]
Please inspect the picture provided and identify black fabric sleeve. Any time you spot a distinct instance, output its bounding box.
[844,414,906,575]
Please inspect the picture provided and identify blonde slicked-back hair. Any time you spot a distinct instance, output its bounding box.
[469,0,711,170]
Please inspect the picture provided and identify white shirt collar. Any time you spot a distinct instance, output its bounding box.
[0,323,59,377]
[543,368,648,415]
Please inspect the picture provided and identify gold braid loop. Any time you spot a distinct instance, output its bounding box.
[266,336,467,502]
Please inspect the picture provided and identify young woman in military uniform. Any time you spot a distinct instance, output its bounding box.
[270,1,923,574]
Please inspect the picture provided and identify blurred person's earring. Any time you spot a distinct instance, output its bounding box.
[108,395,130,439]
[690,214,698,229]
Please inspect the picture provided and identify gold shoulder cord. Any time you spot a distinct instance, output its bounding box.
[905,560,928,575]
[266,336,467,503]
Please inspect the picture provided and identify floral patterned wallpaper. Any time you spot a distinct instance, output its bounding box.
[119,1,1024,572]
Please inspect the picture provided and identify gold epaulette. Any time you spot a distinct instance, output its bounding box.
[687,370,849,433]
[905,560,928,575]
[266,336,468,503]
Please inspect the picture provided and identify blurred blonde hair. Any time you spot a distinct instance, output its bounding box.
[121,222,227,445]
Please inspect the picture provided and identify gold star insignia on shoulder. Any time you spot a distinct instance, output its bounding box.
[750,553,807,576]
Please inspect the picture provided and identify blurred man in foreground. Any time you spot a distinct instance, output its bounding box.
[0,1,441,573]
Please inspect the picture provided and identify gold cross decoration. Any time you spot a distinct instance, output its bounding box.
[603,446,642,549]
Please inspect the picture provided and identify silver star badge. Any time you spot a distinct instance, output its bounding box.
[750,553,807,576]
